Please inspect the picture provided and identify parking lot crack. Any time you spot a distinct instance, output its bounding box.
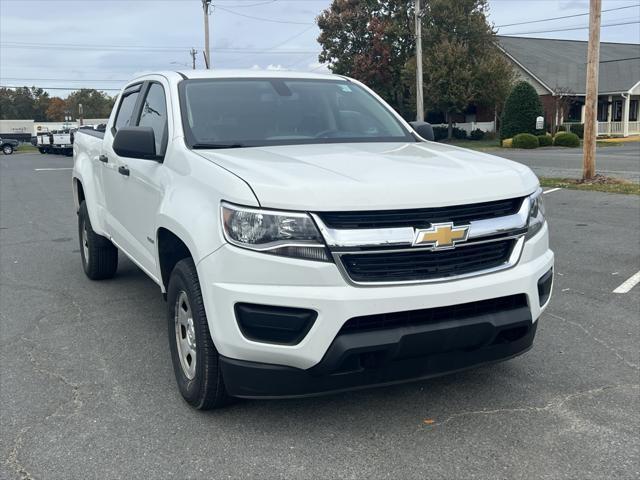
[425,383,639,428]
[3,338,83,480]
[546,312,639,371]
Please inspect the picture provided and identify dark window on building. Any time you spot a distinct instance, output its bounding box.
[568,101,582,122]
[612,100,623,122]
[630,100,638,122]
[597,101,608,122]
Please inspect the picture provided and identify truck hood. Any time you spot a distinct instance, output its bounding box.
[197,142,539,211]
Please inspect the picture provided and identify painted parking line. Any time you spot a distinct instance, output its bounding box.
[613,270,640,294]
[34,168,73,171]
[543,187,562,195]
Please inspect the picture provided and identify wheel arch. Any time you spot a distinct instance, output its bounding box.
[156,226,197,292]
[73,177,86,212]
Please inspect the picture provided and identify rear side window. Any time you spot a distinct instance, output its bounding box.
[138,83,168,155]
[114,89,140,131]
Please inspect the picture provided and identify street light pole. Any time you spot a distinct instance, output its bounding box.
[415,0,424,122]
[583,0,601,180]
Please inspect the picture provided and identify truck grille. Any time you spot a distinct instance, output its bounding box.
[317,197,524,229]
[339,239,516,283]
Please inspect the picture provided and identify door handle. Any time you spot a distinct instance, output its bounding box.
[118,166,130,176]
[98,154,108,163]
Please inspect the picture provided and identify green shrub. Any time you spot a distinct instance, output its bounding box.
[568,123,584,139]
[469,128,485,140]
[537,134,552,147]
[433,126,448,141]
[500,81,544,139]
[512,133,539,149]
[554,132,580,147]
[452,127,467,139]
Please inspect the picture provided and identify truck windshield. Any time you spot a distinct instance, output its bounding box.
[179,78,415,148]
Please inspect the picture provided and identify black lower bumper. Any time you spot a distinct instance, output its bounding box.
[220,298,537,399]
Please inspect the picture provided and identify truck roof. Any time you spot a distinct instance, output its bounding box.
[129,69,342,84]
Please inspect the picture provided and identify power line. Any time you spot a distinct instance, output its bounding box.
[496,3,639,28]
[599,56,640,63]
[0,43,316,54]
[501,20,639,35]
[216,5,313,25]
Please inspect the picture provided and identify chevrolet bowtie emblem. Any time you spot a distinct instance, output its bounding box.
[414,222,469,249]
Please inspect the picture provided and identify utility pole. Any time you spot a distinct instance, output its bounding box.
[190,48,198,70]
[414,0,424,122]
[202,0,212,69]
[78,103,83,126]
[583,0,601,180]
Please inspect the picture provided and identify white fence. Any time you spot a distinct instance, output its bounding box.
[431,121,495,134]
[565,121,640,136]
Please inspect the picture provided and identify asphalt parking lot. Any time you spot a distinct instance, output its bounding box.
[493,142,640,182]
[1,152,638,480]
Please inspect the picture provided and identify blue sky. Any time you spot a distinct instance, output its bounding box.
[0,0,639,96]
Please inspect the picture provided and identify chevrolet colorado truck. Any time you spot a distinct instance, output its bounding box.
[73,71,554,409]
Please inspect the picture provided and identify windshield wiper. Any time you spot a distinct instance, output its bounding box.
[192,143,246,149]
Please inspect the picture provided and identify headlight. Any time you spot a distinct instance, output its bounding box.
[525,188,546,240]
[221,202,330,261]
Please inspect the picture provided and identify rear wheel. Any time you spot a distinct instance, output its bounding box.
[167,258,232,410]
[2,145,13,155]
[78,201,118,279]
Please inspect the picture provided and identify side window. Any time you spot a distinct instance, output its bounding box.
[138,83,168,156]
[114,90,140,131]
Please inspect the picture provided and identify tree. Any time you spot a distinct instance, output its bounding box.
[473,52,516,130]
[317,0,514,134]
[0,88,18,119]
[65,89,115,120]
[419,0,512,139]
[550,87,576,134]
[500,81,544,139]
[0,87,49,120]
[317,0,414,118]
[46,97,68,121]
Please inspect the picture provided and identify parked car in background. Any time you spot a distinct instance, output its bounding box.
[73,70,554,410]
[1,137,19,155]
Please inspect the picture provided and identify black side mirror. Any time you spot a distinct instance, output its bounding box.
[409,121,435,142]
[113,127,160,160]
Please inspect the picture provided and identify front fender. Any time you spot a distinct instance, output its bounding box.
[155,150,259,267]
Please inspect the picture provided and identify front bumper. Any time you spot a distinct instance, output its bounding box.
[220,302,537,399]
[197,223,553,396]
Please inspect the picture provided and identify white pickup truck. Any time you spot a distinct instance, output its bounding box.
[73,71,554,409]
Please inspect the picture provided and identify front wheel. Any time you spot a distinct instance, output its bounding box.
[167,258,232,410]
[2,145,13,155]
[78,201,118,279]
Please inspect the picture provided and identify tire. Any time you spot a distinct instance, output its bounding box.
[78,201,118,280]
[167,258,232,410]
[2,145,13,155]
[38,148,46,154]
